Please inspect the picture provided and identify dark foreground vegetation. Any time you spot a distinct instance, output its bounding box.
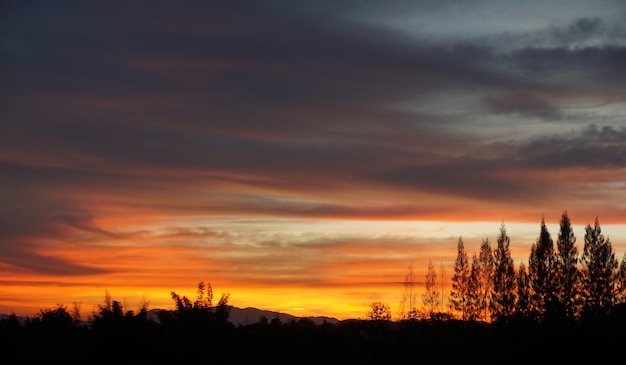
[2,286,626,363]
[3,211,626,363]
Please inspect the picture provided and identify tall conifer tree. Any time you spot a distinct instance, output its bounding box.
[616,253,626,305]
[491,223,516,322]
[478,238,494,321]
[580,217,618,318]
[450,237,470,320]
[423,259,439,316]
[400,263,419,319]
[555,210,579,322]
[516,262,531,319]
[528,217,557,322]
[467,253,482,321]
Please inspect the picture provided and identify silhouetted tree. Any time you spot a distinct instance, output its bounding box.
[91,296,130,338]
[71,301,82,323]
[18,304,88,361]
[474,238,494,321]
[214,293,232,324]
[616,253,626,305]
[0,313,21,349]
[515,262,532,319]
[166,281,231,326]
[32,304,76,334]
[423,259,439,316]
[529,217,557,322]
[491,223,516,322]
[439,262,448,314]
[366,302,391,321]
[195,281,212,309]
[555,210,579,322]
[400,263,419,319]
[139,296,150,312]
[580,217,618,318]
[103,290,113,312]
[615,255,626,304]
[450,237,470,320]
[467,253,482,321]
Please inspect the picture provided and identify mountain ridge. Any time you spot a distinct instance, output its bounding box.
[227,306,341,326]
[0,306,342,327]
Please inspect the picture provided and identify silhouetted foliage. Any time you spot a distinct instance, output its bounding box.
[466,239,494,322]
[366,301,392,321]
[157,281,233,357]
[491,223,516,322]
[515,262,532,320]
[33,304,76,334]
[529,217,558,322]
[617,253,626,305]
[467,253,482,320]
[580,217,618,319]
[450,237,470,320]
[477,237,494,321]
[0,313,21,353]
[3,213,626,362]
[89,292,161,360]
[555,210,579,322]
[399,263,419,319]
[423,259,439,316]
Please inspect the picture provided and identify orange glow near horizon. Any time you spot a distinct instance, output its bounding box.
[2,211,626,321]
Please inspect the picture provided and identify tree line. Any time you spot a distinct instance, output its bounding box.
[0,281,507,362]
[0,282,237,361]
[390,211,626,325]
[3,212,626,361]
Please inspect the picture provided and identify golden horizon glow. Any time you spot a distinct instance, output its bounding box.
[2,214,625,321]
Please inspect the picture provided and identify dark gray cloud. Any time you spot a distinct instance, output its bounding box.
[375,159,538,202]
[0,190,111,275]
[507,45,626,85]
[2,0,626,276]
[513,124,626,169]
[482,92,563,119]
[2,1,623,168]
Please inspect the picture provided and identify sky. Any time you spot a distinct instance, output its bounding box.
[1,0,626,321]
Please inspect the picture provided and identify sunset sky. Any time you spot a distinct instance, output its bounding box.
[2,0,626,321]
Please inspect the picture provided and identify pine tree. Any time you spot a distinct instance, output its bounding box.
[450,237,470,320]
[478,238,494,321]
[491,223,516,322]
[515,262,531,319]
[439,262,447,314]
[580,217,618,318]
[555,210,579,322]
[400,263,419,319]
[616,253,626,305]
[467,253,482,321]
[528,217,557,322]
[423,259,439,316]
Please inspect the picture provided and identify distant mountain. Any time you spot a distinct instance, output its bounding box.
[0,313,29,324]
[2,307,341,327]
[227,306,340,326]
[146,306,341,326]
